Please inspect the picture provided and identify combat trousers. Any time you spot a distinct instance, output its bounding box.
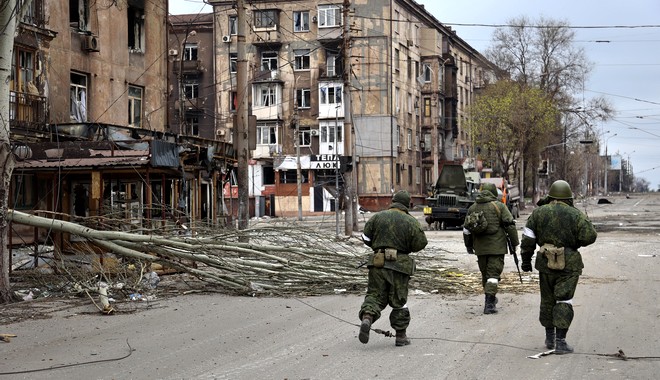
[359,267,410,331]
[538,270,580,329]
[477,254,505,295]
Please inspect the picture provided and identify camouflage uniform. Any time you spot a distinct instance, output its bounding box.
[463,183,519,314]
[359,191,428,346]
[521,181,597,353]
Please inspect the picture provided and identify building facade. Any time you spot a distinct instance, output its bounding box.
[8,1,234,255]
[209,0,497,214]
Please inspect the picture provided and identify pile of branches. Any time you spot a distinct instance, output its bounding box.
[8,211,455,297]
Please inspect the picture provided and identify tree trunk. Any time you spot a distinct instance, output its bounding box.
[0,0,19,303]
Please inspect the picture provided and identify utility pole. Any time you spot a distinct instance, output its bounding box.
[236,0,249,229]
[343,0,355,235]
[295,108,302,221]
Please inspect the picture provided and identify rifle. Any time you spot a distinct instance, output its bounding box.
[507,236,523,284]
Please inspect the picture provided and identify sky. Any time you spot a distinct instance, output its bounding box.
[169,0,660,191]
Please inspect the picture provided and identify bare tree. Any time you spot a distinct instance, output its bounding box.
[485,15,614,199]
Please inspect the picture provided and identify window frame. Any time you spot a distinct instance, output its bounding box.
[128,84,143,128]
[253,83,278,107]
[254,9,278,30]
[318,5,342,28]
[70,72,88,122]
[261,51,278,71]
[256,122,278,145]
[293,11,310,32]
[319,84,342,105]
[294,49,310,71]
[296,88,311,109]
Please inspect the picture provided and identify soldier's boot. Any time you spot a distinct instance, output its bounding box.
[359,314,373,344]
[545,327,556,349]
[484,294,498,314]
[554,328,574,354]
[395,329,411,346]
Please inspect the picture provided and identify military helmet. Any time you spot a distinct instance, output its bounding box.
[480,183,498,198]
[548,180,573,199]
[392,190,411,206]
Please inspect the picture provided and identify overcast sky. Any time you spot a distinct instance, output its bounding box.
[169,0,660,190]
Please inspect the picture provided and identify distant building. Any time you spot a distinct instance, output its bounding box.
[208,0,497,213]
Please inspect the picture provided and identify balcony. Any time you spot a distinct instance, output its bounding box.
[173,59,201,75]
[9,91,47,131]
[175,98,204,112]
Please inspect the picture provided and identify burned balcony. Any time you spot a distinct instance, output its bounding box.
[9,91,47,131]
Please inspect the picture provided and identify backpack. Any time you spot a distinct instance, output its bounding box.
[464,202,500,233]
[464,209,488,233]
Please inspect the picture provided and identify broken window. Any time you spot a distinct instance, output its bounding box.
[294,49,310,71]
[185,115,199,136]
[229,15,237,35]
[184,44,198,61]
[69,0,89,31]
[293,11,309,32]
[318,5,341,28]
[70,72,88,122]
[257,122,278,145]
[254,10,278,29]
[296,88,311,109]
[261,51,278,71]
[128,85,143,128]
[183,83,199,99]
[128,1,145,52]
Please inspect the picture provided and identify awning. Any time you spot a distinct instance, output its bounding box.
[274,155,311,170]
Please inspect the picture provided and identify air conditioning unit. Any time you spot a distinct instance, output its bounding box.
[222,35,231,43]
[82,35,100,52]
[216,129,226,137]
[168,49,178,56]
[310,129,319,136]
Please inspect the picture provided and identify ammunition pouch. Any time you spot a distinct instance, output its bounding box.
[384,248,398,261]
[540,243,565,270]
[373,251,385,268]
[373,248,399,268]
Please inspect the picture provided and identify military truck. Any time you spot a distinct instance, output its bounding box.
[423,164,479,230]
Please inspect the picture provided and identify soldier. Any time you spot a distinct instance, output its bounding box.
[520,180,597,354]
[463,183,519,314]
[358,190,428,346]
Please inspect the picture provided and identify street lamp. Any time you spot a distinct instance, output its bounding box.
[604,133,617,195]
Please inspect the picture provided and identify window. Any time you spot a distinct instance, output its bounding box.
[394,49,400,72]
[254,84,277,107]
[327,53,338,76]
[128,85,143,128]
[407,129,412,150]
[20,0,43,27]
[12,174,36,209]
[395,87,400,112]
[396,125,401,148]
[185,115,199,136]
[230,92,237,112]
[293,11,309,32]
[298,128,311,147]
[128,2,145,52]
[319,84,342,105]
[395,164,401,184]
[257,122,278,145]
[184,83,199,99]
[70,72,88,122]
[407,93,412,114]
[423,64,431,82]
[296,88,311,109]
[424,97,431,117]
[394,10,399,34]
[294,49,310,71]
[254,10,278,29]
[11,49,34,93]
[229,16,237,35]
[320,121,343,144]
[184,44,198,61]
[230,53,237,73]
[261,51,278,71]
[318,5,341,27]
[407,55,412,79]
[69,0,89,31]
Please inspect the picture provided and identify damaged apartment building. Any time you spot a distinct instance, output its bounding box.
[207,0,498,214]
[9,0,234,259]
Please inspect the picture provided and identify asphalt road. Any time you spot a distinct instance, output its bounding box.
[1,194,659,379]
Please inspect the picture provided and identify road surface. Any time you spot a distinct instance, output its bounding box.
[1,194,659,379]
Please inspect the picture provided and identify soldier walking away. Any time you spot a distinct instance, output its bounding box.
[520,180,597,354]
[358,190,428,346]
[463,183,519,314]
